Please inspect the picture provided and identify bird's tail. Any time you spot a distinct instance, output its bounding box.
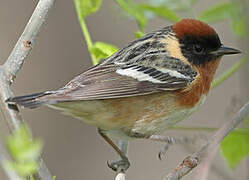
[6,91,55,109]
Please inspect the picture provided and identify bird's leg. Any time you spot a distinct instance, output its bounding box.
[127,132,199,160]
[146,135,197,160]
[98,129,130,172]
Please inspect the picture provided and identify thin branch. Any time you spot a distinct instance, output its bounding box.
[35,159,54,180]
[3,0,55,84]
[183,141,233,180]
[163,101,249,180]
[194,147,217,180]
[0,0,55,179]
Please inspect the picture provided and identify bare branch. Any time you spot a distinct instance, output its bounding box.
[194,148,217,180]
[0,0,55,179]
[163,101,249,180]
[183,141,233,180]
[3,0,55,84]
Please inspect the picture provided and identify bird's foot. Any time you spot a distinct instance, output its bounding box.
[98,129,130,172]
[107,158,130,172]
[149,135,194,160]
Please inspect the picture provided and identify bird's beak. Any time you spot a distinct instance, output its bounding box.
[211,45,241,56]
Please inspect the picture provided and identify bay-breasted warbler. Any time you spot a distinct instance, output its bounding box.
[7,19,241,171]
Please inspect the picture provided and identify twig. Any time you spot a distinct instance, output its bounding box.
[115,140,128,180]
[3,0,55,84]
[0,0,55,179]
[194,147,217,180]
[183,142,233,180]
[74,0,97,63]
[163,101,249,180]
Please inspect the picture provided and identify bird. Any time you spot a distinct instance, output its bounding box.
[6,19,241,172]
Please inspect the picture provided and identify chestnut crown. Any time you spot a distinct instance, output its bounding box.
[172,19,241,65]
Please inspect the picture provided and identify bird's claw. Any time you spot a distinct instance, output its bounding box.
[158,144,170,160]
[158,143,172,160]
[157,136,192,160]
[158,151,164,160]
[107,159,130,172]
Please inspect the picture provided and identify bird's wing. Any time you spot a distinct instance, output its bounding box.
[49,60,196,101]
[47,29,197,101]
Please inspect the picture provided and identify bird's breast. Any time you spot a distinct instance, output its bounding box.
[111,94,206,139]
[50,92,206,140]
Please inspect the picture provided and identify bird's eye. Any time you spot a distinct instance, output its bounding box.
[193,44,204,54]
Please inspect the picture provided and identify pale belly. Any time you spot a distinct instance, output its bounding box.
[49,92,206,139]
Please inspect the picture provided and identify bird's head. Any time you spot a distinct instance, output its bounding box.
[170,19,241,66]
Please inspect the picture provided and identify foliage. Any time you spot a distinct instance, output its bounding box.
[73,0,249,170]
[116,0,147,31]
[90,42,118,65]
[75,0,102,19]
[5,124,43,179]
[147,0,199,12]
[115,0,180,35]
[199,2,238,23]
[138,4,180,22]
[221,128,249,168]
[134,30,145,38]
[199,2,247,37]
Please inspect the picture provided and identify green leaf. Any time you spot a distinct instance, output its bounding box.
[90,42,118,65]
[5,124,43,177]
[6,161,38,177]
[30,175,35,180]
[139,4,180,22]
[6,125,43,162]
[116,0,147,31]
[199,2,237,23]
[134,30,145,38]
[74,0,102,19]
[220,130,249,168]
